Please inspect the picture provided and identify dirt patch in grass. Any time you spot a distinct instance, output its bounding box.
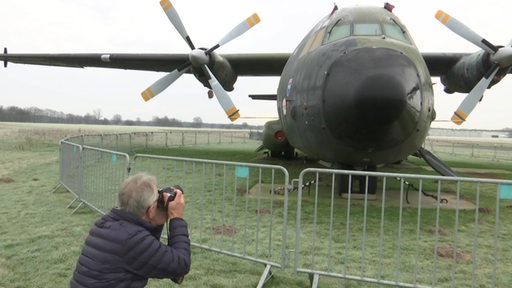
[455,168,512,179]
[464,171,501,179]
[255,208,271,215]
[427,226,450,236]
[212,224,239,236]
[0,177,15,183]
[435,246,471,263]
[478,207,494,214]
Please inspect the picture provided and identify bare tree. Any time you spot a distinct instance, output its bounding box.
[192,116,203,128]
[111,114,123,125]
[93,108,102,120]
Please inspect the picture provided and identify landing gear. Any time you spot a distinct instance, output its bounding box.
[336,165,377,198]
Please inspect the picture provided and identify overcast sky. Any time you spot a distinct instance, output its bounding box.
[1,0,511,130]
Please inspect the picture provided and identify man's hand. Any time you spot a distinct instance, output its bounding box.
[166,189,185,219]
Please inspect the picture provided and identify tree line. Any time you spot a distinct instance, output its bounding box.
[0,106,261,130]
[3,105,510,136]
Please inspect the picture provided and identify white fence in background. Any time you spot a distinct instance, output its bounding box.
[425,136,512,162]
[57,130,512,287]
[64,129,254,152]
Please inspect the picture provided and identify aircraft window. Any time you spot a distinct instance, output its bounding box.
[324,23,350,44]
[353,23,381,36]
[322,22,407,45]
[300,28,327,57]
[383,23,409,43]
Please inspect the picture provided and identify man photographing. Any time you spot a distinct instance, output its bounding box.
[70,173,191,287]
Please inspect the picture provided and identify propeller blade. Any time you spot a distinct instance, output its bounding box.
[141,69,185,102]
[160,0,195,50]
[206,13,260,54]
[203,66,240,122]
[435,10,498,53]
[451,65,499,125]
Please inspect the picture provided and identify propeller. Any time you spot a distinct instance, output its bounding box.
[203,66,240,121]
[435,10,512,125]
[141,0,261,122]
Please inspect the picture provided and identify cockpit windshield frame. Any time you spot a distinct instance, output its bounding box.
[323,19,411,45]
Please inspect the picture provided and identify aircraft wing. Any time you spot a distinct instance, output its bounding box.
[421,52,470,76]
[224,53,289,76]
[5,51,498,78]
[0,52,289,76]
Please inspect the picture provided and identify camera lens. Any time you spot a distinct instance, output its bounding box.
[168,191,177,202]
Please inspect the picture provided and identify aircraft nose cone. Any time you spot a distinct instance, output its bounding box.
[323,47,421,149]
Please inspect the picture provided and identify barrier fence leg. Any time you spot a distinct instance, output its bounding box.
[50,182,63,193]
[71,201,84,214]
[66,197,78,209]
[309,273,319,288]
[256,264,273,288]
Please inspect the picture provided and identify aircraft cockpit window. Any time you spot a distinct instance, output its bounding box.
[324,23,350,44]
[322,21,409,45]
[383,23,410,43]
[353,23,382,36]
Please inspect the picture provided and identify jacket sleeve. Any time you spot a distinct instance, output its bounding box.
[122,218,191,279]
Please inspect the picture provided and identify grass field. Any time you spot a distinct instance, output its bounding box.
[0,122,315,288]
[1,122,512,287]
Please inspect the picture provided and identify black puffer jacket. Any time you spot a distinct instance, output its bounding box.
[70,208,191,287]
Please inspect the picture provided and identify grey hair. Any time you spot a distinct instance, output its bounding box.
[118,173,158,216]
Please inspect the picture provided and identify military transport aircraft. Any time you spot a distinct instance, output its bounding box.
[2,2,512,194]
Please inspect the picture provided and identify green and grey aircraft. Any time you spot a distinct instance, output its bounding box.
[2,2,512,194]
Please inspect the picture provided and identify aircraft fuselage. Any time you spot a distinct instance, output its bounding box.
[277,6,435,167]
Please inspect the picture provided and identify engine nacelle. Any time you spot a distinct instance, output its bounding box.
[440,50,491,93]
[256,119,295,159]
[192,51,237,91]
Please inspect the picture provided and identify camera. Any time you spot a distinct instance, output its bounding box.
[157,185,183,210]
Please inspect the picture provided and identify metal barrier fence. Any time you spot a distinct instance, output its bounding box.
[58,131,512,287]
[60,140,130,214]
[295,168,512,287]
[59,140,83,212]
[80,146,130,213]
[58,131,288,287]
[132,154,290,286]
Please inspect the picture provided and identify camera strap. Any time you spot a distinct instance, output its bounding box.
[164,207,184,285]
